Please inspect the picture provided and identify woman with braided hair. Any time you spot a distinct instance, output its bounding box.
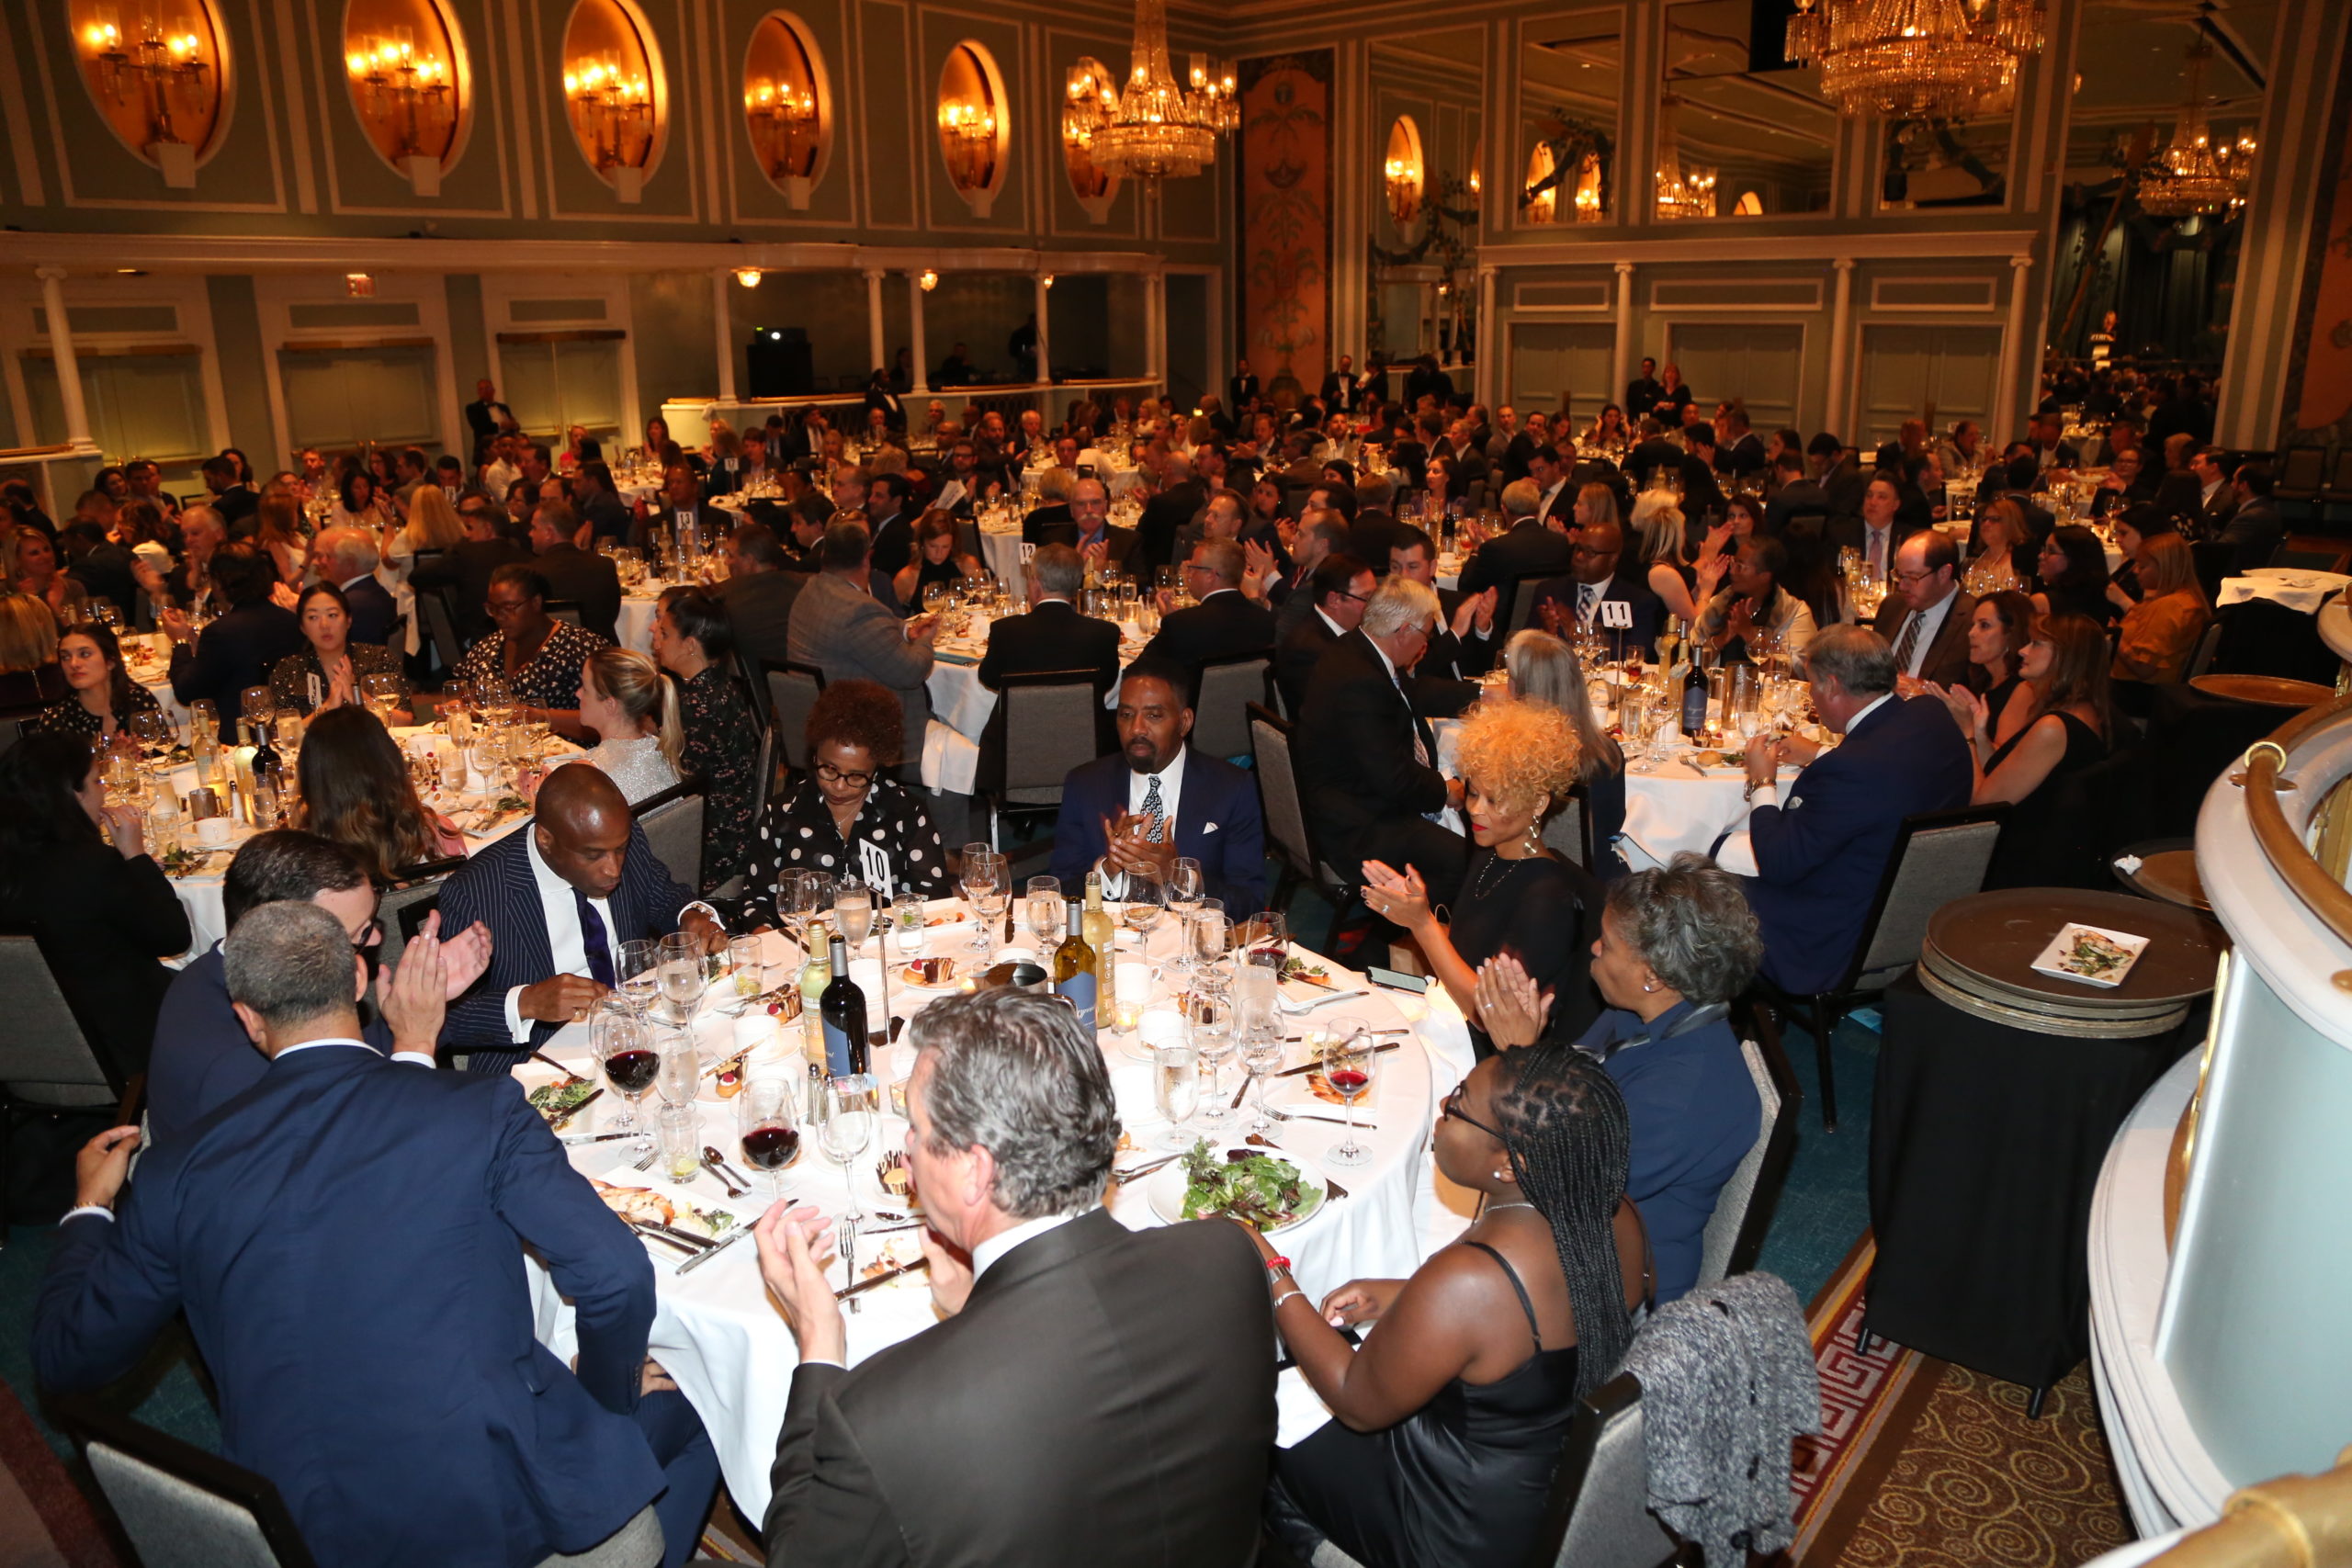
[1254,1046,1650,1568]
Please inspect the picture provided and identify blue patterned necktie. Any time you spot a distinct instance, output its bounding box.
[1140,773,1166,841]
[574,887,615,986]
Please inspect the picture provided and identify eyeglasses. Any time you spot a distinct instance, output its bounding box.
[349,917,383,954]
[1440,1084,1503,1140]
[815,761,875,789]
[1892,569,1938,585]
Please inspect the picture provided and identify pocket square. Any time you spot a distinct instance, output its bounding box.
[1202,821,1220,834]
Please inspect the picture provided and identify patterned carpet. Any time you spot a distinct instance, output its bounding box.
[1792,1236,2134,1567]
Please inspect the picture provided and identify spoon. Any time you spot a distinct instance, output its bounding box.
[697,1150,749,1200]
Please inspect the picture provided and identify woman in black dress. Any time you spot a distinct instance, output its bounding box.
[0,730,190,1080]
[650,587,759,893]
[1938,611,2114,888]
[2034,524,2118,626]
[888,511,982,610]
[1360,697,1603,1055]
[1936,589,2037,752]
[1260,1045,1649,1568]
[32,621,161,742]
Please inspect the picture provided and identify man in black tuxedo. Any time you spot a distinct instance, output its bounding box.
[410,497,528,642]
[1458,479,1574,628]
[1717,401,1767,479]
[1677,425,1729,520]
[1527,520,1665,651]
[716,522,804,675]
[1625,418,1683,491]
[1625,357,1665,423]
[865,473,919,576]
[1229,357,1261,412]
[200,454,258,530]
[463,378,518,445]
[1273,552,1374,716]
[1294,576,1473,908]
[1319,355,1362,412]
[2188,446,2236,535]
[1763,451,1829,534]
[309,526,401,648]
[529,502,624,645]
[1809,434,1870,520]
[753,988,1276,1568]
[1388,525,1497,682]
[1527,445,1575,527]
[1137,453,1207,570]
[1141,539,1277,673]
[1346,475,1408,573]
[435,766,721,1072]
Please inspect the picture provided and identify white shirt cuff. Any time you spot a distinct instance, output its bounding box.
[504,986,531,1044]
[391,1050,436,1068]
[800,1356,847,1370]
[64,1205,116,1224]
[1473,623,1493,642]
[1747,782,1779,810]
[681,901,723,933]
[1716,829,1760,877]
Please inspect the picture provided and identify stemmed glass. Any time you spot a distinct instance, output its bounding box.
[1150,1034,1201,1153]
[1321,1020,1377,1168]
[239,685,274,743]
[1184,897,1228,984]
[1024,876,1063,949]
[1168,857,1204,929]
[961,848,1005,956]
[657,931,707,1022]
[820,1074,879,1221]
[1122,871,1166,946]
[653,1029,701,1111]
[738,1078,800,1204]
[187,699,219,751]
[1240,910,1288,967]
[594,1009,660,1142]
[832,879,876,958]
[361,673,403,726]
[1186,983,1236,1129]
[616,938,662,1016]
[1238,1028,1285,1137]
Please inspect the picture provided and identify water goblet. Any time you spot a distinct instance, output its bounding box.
[616,938,662,1016]
[1025,876,1064,947]
[832,879,876,955]
[657,931,707,1022]
[1121,872,1165,944]
[820,1074,880,1221]
[1186,985,1236,1129]
[1184,898,1228,982]
[1150,1039,1201,1152]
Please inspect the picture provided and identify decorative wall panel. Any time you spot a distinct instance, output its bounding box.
[1236,49,1331,404]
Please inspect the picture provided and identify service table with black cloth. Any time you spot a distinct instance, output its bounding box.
[2211,596,2343,686]
[1861,973,2205,1393]
[2145,680,2321,839]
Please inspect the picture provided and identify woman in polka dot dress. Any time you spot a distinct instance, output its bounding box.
[736,676,952,928]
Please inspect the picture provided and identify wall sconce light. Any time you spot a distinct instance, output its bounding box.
[742,14,826,210]
[1059,55,1117,221]
[346,272,376,297]
[735,267,763,288]
[1042,274,1055,288]
[344,18,458,197]
[936,41,1004,216]
[939,101,997,193]
[74,0,224,187]
[565,54,656,200]
[918,269,940,292]
[1384,156,1419,228]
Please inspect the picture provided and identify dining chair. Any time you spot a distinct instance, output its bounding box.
[637,779,708,895]
[545,600,584,628]
[760,658,827,778]
[1502,570,1557,640]
[1192,651,1272,764]
[1697,1021,1802,1290]
[1248,702,1363,930]
[59,1393,321,1568]
[1530,1373,1678,1568]
[978,670,1103,850]
[417,588,466,675]
[0,935,130,1245]
[377,856,470,978]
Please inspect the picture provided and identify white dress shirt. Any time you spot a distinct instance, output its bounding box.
[504,829,616,1043]
[1862,523,1894,576]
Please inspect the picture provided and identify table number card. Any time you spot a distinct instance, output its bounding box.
[1599,599,1634,629]
[859,840,894,898]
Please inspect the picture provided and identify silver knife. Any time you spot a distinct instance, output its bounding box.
[673,1224,752,1275]
[631,1223,701,1255]
[559,1131,641,1145]
[836,1256,932,1299]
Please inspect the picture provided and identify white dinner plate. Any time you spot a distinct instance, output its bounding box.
[1147,1144,1330,1235]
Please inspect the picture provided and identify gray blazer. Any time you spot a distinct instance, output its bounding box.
[786,569,935,747]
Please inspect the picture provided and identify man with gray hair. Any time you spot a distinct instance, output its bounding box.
[37,900,721,1567]
[752,988,1276,1565]
[977,542,1121,706]
[1139,536,1277,671]
[1457,475,1575,629]
[1295,573,1475,908]
[788,520,940,756]
[1717,624,1970,1083]
[309,525,400,647]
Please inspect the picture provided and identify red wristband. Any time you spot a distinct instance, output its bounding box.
[1264,1255,1291,1275]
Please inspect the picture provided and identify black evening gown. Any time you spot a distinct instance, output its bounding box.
[1446,849,1602,1055]
[1270,1241,1585,1568]
[1983,711,2110,889]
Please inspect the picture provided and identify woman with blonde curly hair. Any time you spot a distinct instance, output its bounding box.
[1505,629,1628,881]
[1360,696,1605,1055]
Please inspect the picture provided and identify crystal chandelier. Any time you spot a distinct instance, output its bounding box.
[1654,96,1717,221]
[2137,42,2255,218]
[1785,0,2046,120]
[1062,0,1236,185]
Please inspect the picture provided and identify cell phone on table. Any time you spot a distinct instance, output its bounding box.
[1364,966,1429,994]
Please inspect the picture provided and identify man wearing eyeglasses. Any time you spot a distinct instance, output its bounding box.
[1870,530,1976,693]
[1137,539,1277,672]
[144,830,492,1147]
[1273,553,1374,716]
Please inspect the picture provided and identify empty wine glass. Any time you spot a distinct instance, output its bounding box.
[1238,1030,1285,1137]
[616,938,662,1016]
[820,1074,879,1221]
[1186,984,1236,1129]
[361,672,404,726]
[594,1009,659,1140]
[1122,872,1166,943]
[962,850,1005,955]
[1168,857,1204,924]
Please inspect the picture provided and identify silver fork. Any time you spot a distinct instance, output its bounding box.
[630,1145,659,1172]
[838,1216,860,1314]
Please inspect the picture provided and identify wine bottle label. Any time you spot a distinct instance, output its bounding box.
[1057,969,1097,1032]
[1682,684,1708,733]
[821,1015,857,1077]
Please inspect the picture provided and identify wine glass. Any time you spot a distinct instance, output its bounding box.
[1186,984,1236,1129]
[820,1074,879,1221]
[656,931,707,1021]
[1238,1029,1285,1137]
[187,698,219,750]
[1321,1021,1377,1168]
[963,851,1006,955]
[361,673,403,726]
[1122,872,1166,943]
[594,1009,659,1141]
[1184,897,1228,983]
[1240,910,1288,967]
[738,1078,800,1204]
[616,937,662,1016]
[239,685,273,741]
[832,879,876,956]
[1150,1036,1201,1152]
[1024,876,1063,948]
[1168,857,1204,925]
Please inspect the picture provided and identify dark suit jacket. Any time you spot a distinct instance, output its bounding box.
[1069,524,1141,571]
[1139,590,1276,672]
[763,1209,1275,1568]
[2221,497,2282,573]
[1348,509,1410,573]
[464,398,514,441]
[1295,628,1454,878]
[34,1045,664,1568]
[168,603,306,716]
[977,600,1121,694]
[1138,480,1206,570]
[1274,609,1340,716]
[1459,517,1575,622]
[1023,503,1075,546]
[1626,437,1682,488]
[1500,432,1538,484]
[1229,374,1261,408]
[1049,751,1269,912]
[867,512,918,577]
[717,570,804,677]
[339,574,399,648]
[435,818,694,1067]
[1745,694,1972,994]
[1528,571,1666,651]
[1871,588,1977,691]
[1677,455,1727,521]
[410,536,529,642]
[0,840,187,1085]
[146,944,396,1148]
[1423,585,1499,682]
[1763,479,1831,535]
[535,545,623,645]
[210,485,258,529]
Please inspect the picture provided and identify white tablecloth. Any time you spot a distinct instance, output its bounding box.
[2215,567,2350,615]
[1616,754,1797,871]
[619,595,659,654]
[520,915,1467,1520]
[978,526,1028,597]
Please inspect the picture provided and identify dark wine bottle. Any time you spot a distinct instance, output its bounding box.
[1680,645,1710,738]
[820,933,868,1077]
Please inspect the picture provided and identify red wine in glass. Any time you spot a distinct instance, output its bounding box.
[742,1124,800,1170]
[605,1049,661,1095]
[1329,1067,1370,1100]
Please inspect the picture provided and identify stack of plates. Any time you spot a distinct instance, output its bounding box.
[1919,889,2224,1039]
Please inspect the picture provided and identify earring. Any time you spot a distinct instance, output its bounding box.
[1642,980,1660,993]
[1525,820,1543,853]
[1492,1169,1510,1180]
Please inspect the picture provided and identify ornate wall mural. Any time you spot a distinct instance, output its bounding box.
[1237,51,1331,406]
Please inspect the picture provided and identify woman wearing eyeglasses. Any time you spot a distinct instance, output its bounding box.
[1258,1045,1649,1568]
[736,678,951,928]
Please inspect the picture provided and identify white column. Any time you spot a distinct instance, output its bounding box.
[1993,254,2033,443]
[908,273,932,396]
[1823,257,1857,439]
[710,270,738,404]
[1611,262,1636,400]
[1476,265,1499,410]
[36,267,96,452]
[1148,271,1166,388]
[863,268,887,377]
[1034,273,1052,389]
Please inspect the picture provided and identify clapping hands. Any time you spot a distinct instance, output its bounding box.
[1473,953,1553,1050]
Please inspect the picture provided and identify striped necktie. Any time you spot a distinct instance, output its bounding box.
[1893,611,1924,674]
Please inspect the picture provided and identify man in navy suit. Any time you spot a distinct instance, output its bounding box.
[1272,553,1374,717]
[1050,656,1267,912]
[435,765,723,1073]
[36,901,718,1568]
[309,526,401,648]
[1527,520,1665,653]
[145,831,492,1147]
[1719,625,1971,997]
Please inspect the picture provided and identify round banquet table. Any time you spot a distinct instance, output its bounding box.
[618,593,659,654]
[919,618,1143,794]
[977,524,1027,597]
[518,912,1475,1522]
